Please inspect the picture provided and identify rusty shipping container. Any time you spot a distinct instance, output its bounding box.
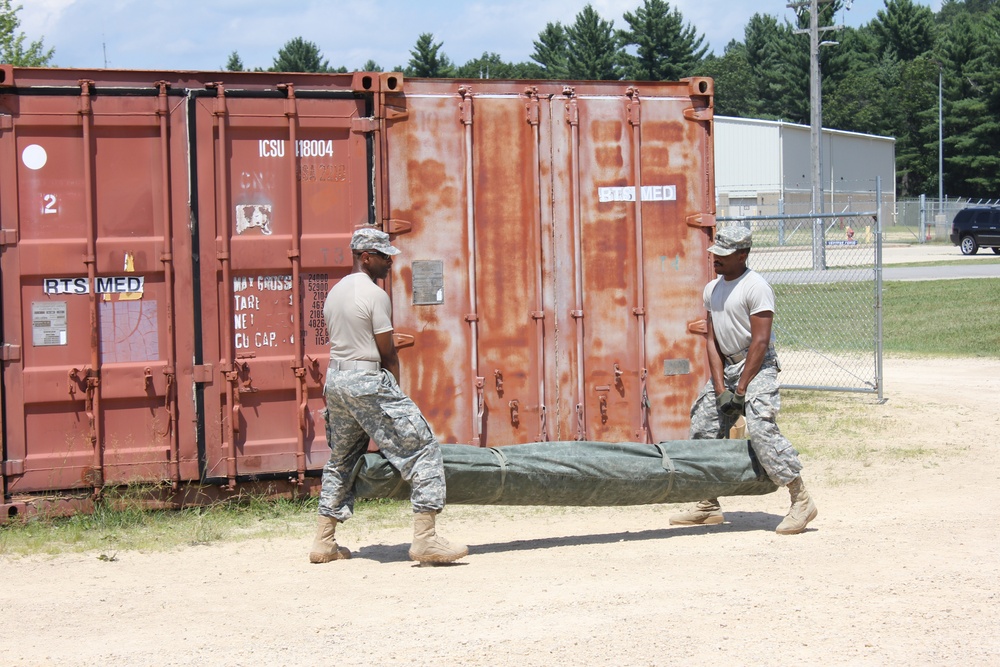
[0,65,715,519]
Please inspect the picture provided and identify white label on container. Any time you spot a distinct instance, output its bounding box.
[43,276,145,294]
[32,301,68,346]
[598,185,677,203]
[22,144,48,170]
[95,276,144,294]
[43,278,90,294]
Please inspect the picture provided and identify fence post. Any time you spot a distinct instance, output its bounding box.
[778,198,785,246]
[919,193,926,244]
[875,176,884,403]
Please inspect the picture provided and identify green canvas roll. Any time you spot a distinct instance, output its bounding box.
[352,439,777,506]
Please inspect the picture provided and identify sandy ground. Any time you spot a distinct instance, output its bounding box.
[3,354,999,666]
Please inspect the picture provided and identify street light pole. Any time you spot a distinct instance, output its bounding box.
[938,65,943,207]
[809,0,825,270]
[790,0,840,270]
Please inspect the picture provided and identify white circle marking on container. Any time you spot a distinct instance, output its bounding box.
[22,144,48,170]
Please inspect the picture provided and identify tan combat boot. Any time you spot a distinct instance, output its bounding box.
[408,512,468,563]
[669,498,724,525]
[775,477,818,535]
[309,515,351,563]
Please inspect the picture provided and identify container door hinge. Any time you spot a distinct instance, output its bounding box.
[1,344,20,361]
[0,228,18,246]
[193,364,214,384]
[352,117,378,133]
[684,106,713,122]
[0,114,12,131]
[3,459,25,476]
[393,333,415,349]
[383,105,409,122]
[686,213,716,229]
[384,219,413,235]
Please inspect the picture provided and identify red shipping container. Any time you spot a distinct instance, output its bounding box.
[0,66,715,516]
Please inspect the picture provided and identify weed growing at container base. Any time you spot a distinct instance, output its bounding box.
[0,485,410,557]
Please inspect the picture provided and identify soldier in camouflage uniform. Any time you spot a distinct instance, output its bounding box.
[671,226,818,535]
[309,227,467,564]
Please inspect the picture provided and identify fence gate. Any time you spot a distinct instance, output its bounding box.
[717,206,884,399]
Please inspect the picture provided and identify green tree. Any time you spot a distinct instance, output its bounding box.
[406,33,455,77]
[361,59,383,72]
[695,44,756,117]
[938,6,1000,197]
[1,0,54,66]
[454,52,545,79]
[270,37,331,73]
[619,0,707,81]
[530,21,569,79]
[871,0,937,61]
[565,4,624,80]
[224,51,244,71]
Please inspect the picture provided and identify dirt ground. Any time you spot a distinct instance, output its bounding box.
[3,354,1000,666]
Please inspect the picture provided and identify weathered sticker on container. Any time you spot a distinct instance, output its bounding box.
[598,185,677,203]
[100,300,160,362]
[235,204,273,235]
[32,301,68,346]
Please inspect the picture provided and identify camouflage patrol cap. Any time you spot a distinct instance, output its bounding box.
[350,227,401,256]
[708,225,752,256]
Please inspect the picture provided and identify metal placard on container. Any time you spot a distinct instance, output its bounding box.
[31,301,67,346]
[412,260,444,305]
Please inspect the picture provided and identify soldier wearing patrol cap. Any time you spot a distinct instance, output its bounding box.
[671,225,818,534]
[309,226,467,564]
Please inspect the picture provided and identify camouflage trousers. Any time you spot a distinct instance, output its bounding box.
[689,352,803,486]
[318,368,446,521]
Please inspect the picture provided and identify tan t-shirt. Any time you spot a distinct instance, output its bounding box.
[323,272,393,363]
[703,269,775,357]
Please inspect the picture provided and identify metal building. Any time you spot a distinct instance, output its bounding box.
[714,115,895,217]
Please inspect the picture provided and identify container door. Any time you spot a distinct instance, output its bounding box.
[382,83,549,448]
[0,80,195,493]
[548,83,715,444]
[383,79,715,447]
[191,86,374,485]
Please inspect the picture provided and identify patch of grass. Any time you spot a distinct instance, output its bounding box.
[773,277,1000,358]
[882,279,1000,356]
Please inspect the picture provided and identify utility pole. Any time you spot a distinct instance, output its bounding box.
[789,0,841,270]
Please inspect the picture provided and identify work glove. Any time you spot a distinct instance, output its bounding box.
[716,390,734,413]
[730,391,746,416]
[718,390,745,418]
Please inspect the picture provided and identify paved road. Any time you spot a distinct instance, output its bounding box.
[762,243,1000,284]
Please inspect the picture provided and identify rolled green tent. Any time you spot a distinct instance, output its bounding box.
[352,439,777,506]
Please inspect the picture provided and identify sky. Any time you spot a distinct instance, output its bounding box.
[21,0,942,73]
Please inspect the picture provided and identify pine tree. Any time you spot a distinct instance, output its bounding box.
[695,44,756,117]
[270,37,331,73]
[531,22,569,79]
[0,0,55,66]
[939,6,1000,197]
[871,0,937,62]
[406,33,455,78]
[361,59,383,72]
[456,52,519,79]
[565,4,624,80]
[224,51,244,72]
[619,0,707,81]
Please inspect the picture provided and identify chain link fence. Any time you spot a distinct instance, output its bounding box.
[894,197,999,244]
[716,209,883,399]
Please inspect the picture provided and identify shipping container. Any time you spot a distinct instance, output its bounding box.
[0,66,715,519]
